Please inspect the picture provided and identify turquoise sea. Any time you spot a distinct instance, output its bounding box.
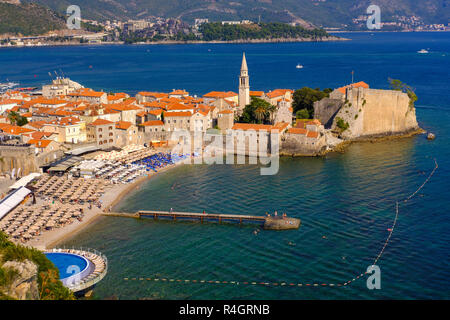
[1,32,449,299]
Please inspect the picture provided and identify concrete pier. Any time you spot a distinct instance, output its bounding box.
[103,210,300,230]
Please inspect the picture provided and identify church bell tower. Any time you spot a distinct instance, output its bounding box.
[238,52,250,111]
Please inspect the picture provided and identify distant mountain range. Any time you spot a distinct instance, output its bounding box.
[0,0,448,37]
[29,0,449,26]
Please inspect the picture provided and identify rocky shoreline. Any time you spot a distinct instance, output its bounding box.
[280,127,425,158]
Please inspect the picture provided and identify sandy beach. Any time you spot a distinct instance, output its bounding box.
[26,157,189,250]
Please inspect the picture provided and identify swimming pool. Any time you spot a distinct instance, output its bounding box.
[45,252,90,280]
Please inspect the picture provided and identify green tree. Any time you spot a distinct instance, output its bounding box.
[7,111,18,125]
[292,87,331,118]
[7,111,28,126]
[388,78,417,108]
[0,231,74,300]
[335,117,349,131]
[296,109,310,119]
[239,97,273,124]
[199,22,329,42]
[254,106,267,123]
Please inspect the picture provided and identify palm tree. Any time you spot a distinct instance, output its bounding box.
[7,111,18,125]
[254,106,266,124]
[266,104,277,124]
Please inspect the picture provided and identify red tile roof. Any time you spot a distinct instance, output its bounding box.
[138,92,168,99]
[288,128,307,135]
[0,124,34,135]
[26,121,47,129]
[115,121,133,130]
[70,88,105,98]
[249,91,264,97]
[231,123,274,131]
[169,89,189,95]
[148,109,163,116]
[143,101,166,109]
[296,119,322,128]
[48,116,81,126]
[107,93,129,101]
[31,97,68,105]
[194,109,209,117]
[266,89,293,99]
[109,103,141,111]
[306,131,319,138]
[287,127,319,139]
[26,131,54,140]
[140,120,164,126]
[90,119,113,126]
[164,111,192,117]
[219,110,234,114]
[28,139,53,148]
[160,97,183,104]
[273,122,289,132]
[337,81,369,94]
[166,103,194,111]
[0,99,20,105]
[203,91,238,99]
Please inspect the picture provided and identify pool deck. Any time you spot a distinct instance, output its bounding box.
[45,248,108,294]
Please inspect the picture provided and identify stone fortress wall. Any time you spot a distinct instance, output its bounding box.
[313,98,344,128]
[0,145,39,176]
[0,144,65,176]
[315,87,419,140]
[281,132,327,156]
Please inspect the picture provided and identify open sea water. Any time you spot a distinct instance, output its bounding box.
[1,32,449,299]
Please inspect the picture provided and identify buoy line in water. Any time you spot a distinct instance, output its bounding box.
[124,159,438,288]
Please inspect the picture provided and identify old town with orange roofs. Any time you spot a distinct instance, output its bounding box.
[0,53,382,178]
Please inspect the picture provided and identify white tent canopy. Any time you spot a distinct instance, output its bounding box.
[9,173,41,190]
[0,187,31,221]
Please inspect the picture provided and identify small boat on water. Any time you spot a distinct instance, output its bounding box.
[296,64,304,69]
[417,49,429,54]
[0,81,19,93]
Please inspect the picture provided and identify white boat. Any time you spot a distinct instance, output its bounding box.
[0,81,19,93]
[417,49,429,54]
[296,64,304,69]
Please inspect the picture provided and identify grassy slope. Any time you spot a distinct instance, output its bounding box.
[0,2,66,36]
[0,231,74,300]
